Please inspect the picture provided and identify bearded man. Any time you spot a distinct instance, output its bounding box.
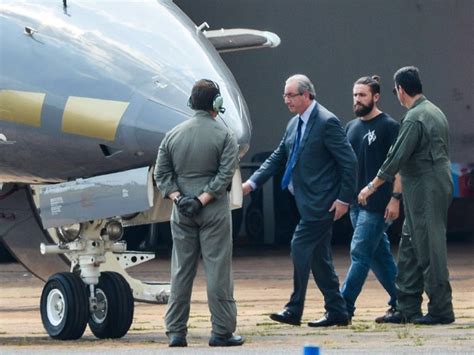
[341,75,401,322]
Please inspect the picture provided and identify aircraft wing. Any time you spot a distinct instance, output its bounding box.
[204,28,281,53]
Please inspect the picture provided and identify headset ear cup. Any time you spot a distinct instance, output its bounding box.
[187,96,193,109]
[213,94,224,113]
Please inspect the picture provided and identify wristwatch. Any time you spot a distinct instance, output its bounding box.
[391,192,402,200]
[367,182,377,192]
[173,194,182,205]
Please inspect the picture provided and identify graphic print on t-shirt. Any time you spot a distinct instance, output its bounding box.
[363,129,376,146]
[345,113,400,212]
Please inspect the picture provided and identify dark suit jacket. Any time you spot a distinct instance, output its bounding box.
[250,101,357,222]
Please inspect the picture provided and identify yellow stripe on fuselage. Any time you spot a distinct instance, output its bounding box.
[62,97,129,141]
[0,90,45,127]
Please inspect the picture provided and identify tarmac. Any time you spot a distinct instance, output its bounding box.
[0,242,473,354]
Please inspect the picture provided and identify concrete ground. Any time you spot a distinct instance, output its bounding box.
[0,242,473,354]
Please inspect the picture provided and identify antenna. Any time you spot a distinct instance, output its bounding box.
[196,22,209,34]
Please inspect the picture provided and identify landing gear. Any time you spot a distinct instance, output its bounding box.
[40,272,89,340]
[40,271,134,340]
[40,220,135,340]
[88,272,134,339]
[39,218,169,340]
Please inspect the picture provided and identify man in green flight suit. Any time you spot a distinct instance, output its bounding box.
[154,79,243,346]
[358,66,455,325]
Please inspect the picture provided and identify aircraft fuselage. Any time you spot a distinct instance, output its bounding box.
[0,0,251,183]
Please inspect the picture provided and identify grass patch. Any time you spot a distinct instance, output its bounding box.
[350,323,390,333]
[299,332,328,336]
[239,330,272,337]
[452,336,472,340]
[241,330,326,337]
[130,326,153,331]
[17,337,32,346]
[351,323,371,332]
[188,315,208,320]
[413,336,424,346]
[453,324,474,330]
[396,326,411,339]
[190,318,209,323]
[320,339,338,347]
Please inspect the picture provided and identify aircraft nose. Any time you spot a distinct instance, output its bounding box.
[71,0,253,160]
[131,73,251,160]
[216,83,251,157]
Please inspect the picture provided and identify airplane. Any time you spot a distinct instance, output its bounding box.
[0,0,280,340]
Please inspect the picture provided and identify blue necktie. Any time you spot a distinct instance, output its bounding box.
[281,117,303,190]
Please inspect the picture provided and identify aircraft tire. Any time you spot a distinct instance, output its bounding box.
[88,271,134,339]
[40,272,89,340]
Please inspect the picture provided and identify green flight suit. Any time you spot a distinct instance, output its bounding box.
[154,110,239,338]
[377,96,454,320]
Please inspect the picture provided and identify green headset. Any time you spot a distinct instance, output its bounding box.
[188,79,226,113]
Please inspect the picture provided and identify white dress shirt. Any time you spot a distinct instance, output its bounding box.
[247,101,315,193]
[246,100,349,207]
[286,100,315,194]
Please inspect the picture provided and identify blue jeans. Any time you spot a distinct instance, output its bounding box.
[341,205,397,317]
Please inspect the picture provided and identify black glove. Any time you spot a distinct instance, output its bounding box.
[177,195,203,218]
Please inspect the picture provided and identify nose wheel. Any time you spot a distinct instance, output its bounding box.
[40,273,89,340]
[40,272,134,339]
[88,272,134,339]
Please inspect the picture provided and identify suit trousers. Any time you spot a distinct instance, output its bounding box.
[285,205,347,319]
[165,196,237,338]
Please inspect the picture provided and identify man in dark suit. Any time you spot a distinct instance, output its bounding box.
[242,74,357,327]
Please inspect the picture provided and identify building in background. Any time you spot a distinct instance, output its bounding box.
[175,0,473,243]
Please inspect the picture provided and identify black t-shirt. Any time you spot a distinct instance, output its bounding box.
[345,112,400,213]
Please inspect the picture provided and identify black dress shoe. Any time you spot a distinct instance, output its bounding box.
[169,335,187,347]
[209,334,245,347]
[307,313,349,327]
[375,310,410,324]
[269,309,301,326]
[412,314,454,325]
